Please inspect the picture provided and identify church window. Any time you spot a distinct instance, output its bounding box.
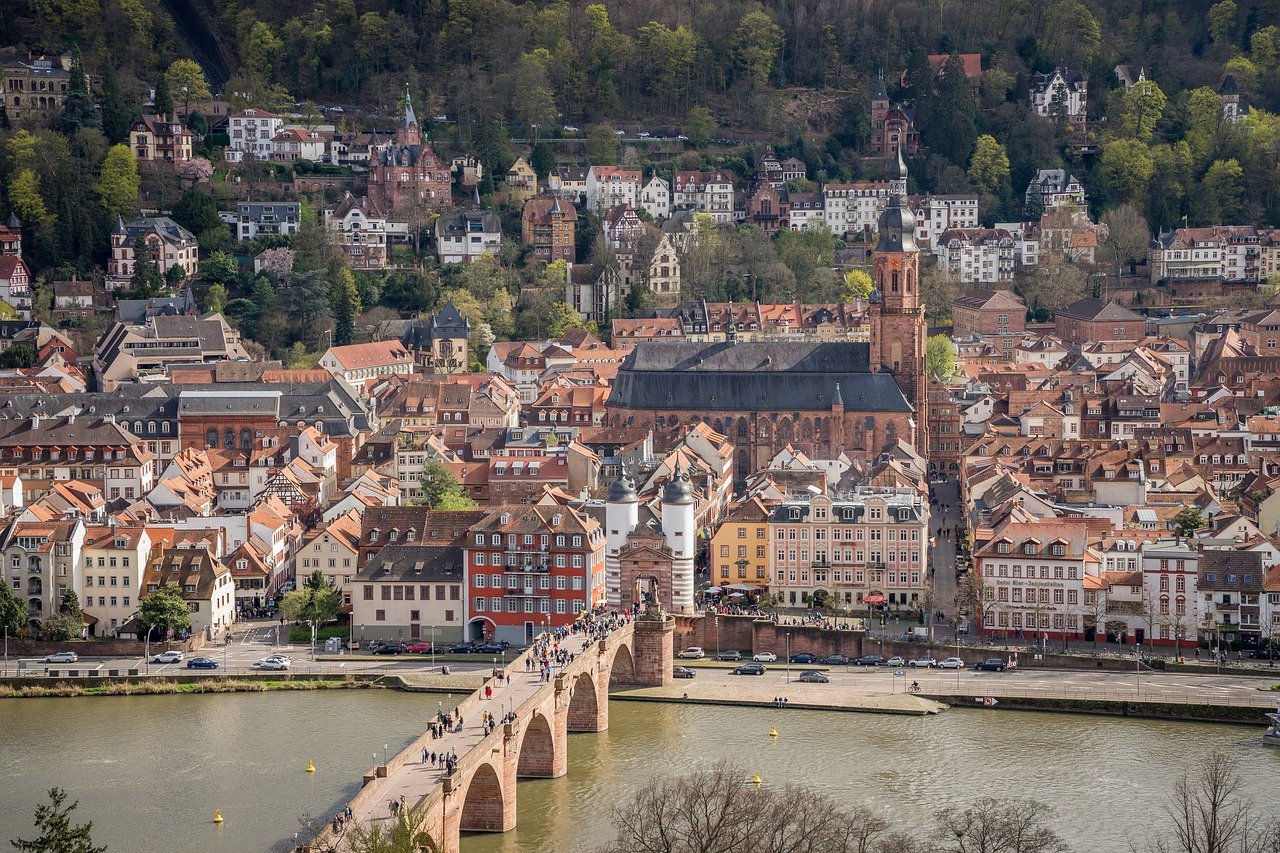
[206,428,219,448]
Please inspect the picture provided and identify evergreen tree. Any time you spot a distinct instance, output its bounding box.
[100,67,136,144]
[59,48,99,134]
[129,237,165,297]
[11,788,105,853]
[330,268,361,345]
[921,55,977,166]
[281,268,333,349]
[153,75,173,119]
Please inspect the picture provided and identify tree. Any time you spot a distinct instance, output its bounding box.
[59,48,98,135]
[1041,0,1101,66]
[96,144,141,220]
[530,141,555,180]
[281,268,334,350]
[1171,507,1205,538]
[279,569,342,628]
[920,265,959,327]
[1100,204,1150,281]
[100,68,136,145]
[129,237,166,297]
[1100,139,1155,205]
[1199,159,1245,224]
[926,335,957,378]
[1153,749,1280,853]
[586,124,619,165]
[204,283,228,314]
[8,167,49,227]
[201,251,239,288]
[923,55,979,166]
[841,270,873,302]
[0,573,24,636]
[968,136,1011,196]
[11,788,105,853]
[163,59,211,118]
[417,458,477,510]
[152,74,173,119]
[934,797,1067,853]
[733,11,784,90]
[601,761,893,853]
[330,268,361,346]
[685,105,715,147]
[0,344,36,368]
[1184,88,1224,167]
[139,583,192,640]
[1207,0,1239,46]
[59,589,81,620]
[1118,80,1167,141]
[342,802,439,853]
[1020,257,1088,313]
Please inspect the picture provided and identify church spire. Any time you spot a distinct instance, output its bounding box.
[401,86,418,130]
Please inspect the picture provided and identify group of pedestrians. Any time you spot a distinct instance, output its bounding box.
[329,806,352,835]
[428,708,462,739]
[422,746,458,775]
[772,696,790,707]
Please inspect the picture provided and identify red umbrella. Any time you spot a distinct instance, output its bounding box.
[863,595,886,604]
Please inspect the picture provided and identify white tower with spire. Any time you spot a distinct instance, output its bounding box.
[661,462,696,614]
[604,471,639,608]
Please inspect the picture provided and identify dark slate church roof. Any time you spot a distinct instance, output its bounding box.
[608,341,912,413]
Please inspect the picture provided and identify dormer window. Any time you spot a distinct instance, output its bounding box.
[1023,542,1038,556]
[997,542,1012,554]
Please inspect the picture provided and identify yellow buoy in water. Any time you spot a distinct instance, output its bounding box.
[307,760,315,773]
[213,809,224,824]
[752,771,762,786]
[770,725,778,738]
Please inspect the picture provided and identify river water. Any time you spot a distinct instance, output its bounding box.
[1,691,1276,852]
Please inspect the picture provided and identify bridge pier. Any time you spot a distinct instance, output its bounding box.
[632,612,675,687]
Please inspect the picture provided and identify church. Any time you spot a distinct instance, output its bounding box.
[606,148,928,479]
[367,93,453,214]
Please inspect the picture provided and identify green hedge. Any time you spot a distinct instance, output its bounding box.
[288,625,350,643]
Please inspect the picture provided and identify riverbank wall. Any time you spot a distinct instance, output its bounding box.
[0,673,383,699]
[930,693,1270,725]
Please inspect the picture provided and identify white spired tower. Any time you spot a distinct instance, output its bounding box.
[604,473,639,608]
[661,464,696,614]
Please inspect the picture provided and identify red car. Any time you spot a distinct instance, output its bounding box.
[405,642,434,654]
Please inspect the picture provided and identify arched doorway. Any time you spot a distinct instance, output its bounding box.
[566,671,600,731]
[516,712,556,777]
[811,589,831,609]
[460,762,505,832]
[466,617,495,643]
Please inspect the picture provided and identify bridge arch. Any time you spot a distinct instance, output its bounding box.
[608,640,635,687]
[515,711,557,778]
[459,761,506,833]
[566,670,602,731]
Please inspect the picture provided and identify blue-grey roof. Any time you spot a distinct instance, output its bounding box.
[608,341,912,413]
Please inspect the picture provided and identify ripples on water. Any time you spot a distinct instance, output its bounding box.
[1,692,1274,853]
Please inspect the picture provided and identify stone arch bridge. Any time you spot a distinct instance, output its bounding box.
[315,612,673,853]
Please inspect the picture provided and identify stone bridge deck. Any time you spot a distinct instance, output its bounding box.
[312,612,673,853]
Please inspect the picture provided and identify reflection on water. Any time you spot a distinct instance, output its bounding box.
[462,701,1277,853]
[1,691,1274,853]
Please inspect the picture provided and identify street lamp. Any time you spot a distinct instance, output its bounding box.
[785,632,791,683]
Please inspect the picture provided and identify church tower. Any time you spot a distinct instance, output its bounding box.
[396,88,422,147]
[604,472,639,608]
[871,146,928,454]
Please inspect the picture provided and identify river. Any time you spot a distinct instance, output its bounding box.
[1,691,1276,852]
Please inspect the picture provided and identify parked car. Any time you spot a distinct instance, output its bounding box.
[938,657,966,669]
[731,663,766,676]
[186,657,220,669]
[637,131,651,138]
[854,654,885,666]
[476,642,508,654]
[677,647,706,659]
[908,656,936,668]
[151,651,183,664]
[405,642,434,654]
[821,654,850,666]
[43,651,78,663]
[258,658,291,671]
[752,652,777,662]
[448,643,476,654]
[562,125,579,133]
[798,670,830,683]
[373,643,406,655]
[716,650,742,661]
[975,658,1007,672]
[885,656,906,667]
[673,666,697,679]
[788,652,817,664]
